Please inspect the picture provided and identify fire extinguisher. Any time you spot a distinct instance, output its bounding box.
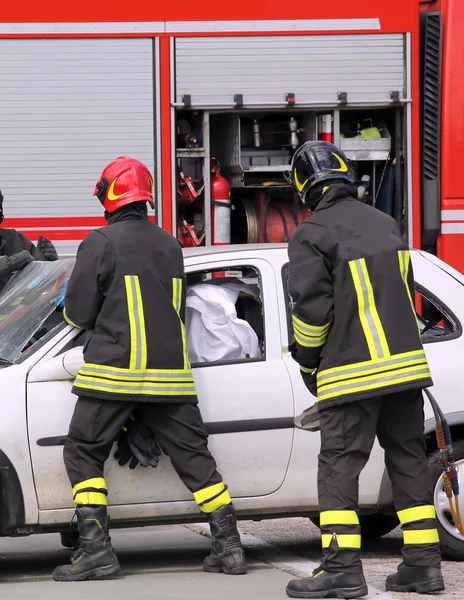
[210,157,231,247]
[317,114,333,143]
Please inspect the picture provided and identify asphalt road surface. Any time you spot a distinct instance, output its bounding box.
[0,518,461,599]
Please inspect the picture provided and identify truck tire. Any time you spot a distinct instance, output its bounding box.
[428,439,464,561]
[310,513,399,540]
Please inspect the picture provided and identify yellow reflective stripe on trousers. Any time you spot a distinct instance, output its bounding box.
[193,482,231,513]
[349,258,390,360]
[73,477,107,506]
[398,250,421,334]
[398,505,436,525]
[74,492,107,506]
[124,275,147,371]
[317,350,428,386]
[172,277,190,370]
[321,534,361,549]
[320,510,360,526]
[317,364,431,401]
[403,529,440,545]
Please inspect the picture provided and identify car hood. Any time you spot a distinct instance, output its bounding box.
[0,260,75,364]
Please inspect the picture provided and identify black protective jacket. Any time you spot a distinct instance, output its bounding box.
[64,206,196,403]
[0,229,45,291]
[288,183,432,409]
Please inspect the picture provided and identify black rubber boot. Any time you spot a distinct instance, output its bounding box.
[286,570,368,599]
[52,506,121,582]
[203,503,247,575]
[385,565,445,594]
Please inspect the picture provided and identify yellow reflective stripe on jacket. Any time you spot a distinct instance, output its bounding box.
[124,275,147,371]
[292,315,331,347]
[398,250,421,334]
[398,505,436,525]
[349,258,390,360]
[172,277,190,370]
[74,376,197,396]
[63,307,80,328]
[321,534,361,549]
[320,510,360,526]
[79,363,194,381]
[317,364,431,402]
[317,350,428,386]
[403,529,439,545]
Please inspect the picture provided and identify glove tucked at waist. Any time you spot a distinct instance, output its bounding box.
[294,403,320,432]
[37,236,58,261]
[114,417,162,470]
[0,250,34,276]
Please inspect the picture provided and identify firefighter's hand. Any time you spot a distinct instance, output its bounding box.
[5,250,34,274]
[300,369,318,397]
[114,419,161,469]
[37,236,58,261]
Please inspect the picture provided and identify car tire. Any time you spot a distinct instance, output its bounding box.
[310,513,399,540]
[60,531,79,550]
[428,439,464,561]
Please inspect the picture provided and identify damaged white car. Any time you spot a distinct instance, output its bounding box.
[0,244,463,559]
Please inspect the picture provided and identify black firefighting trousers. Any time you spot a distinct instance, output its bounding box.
[318,388,441,574]
[63,396,228,512]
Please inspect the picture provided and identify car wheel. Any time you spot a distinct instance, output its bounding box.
[310,513,399,540]
[428,439,464,561]
[60,531,79,550]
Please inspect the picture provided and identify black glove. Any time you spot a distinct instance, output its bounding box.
[114,418,161,469]
[1,250,34,275]
[301,369,318,397]
[37,236,58,261]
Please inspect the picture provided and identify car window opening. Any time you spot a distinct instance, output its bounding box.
[186,266,265,366]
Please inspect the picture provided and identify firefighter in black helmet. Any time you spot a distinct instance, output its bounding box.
[52,157,246,582]
[284,141,444,598]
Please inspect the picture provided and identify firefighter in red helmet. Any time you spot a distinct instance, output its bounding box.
[52,157,247,582]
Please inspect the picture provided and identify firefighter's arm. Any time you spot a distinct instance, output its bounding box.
[288,225,334,372]
[63,232,111,330]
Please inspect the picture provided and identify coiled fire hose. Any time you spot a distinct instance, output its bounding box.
[424,388,464,535]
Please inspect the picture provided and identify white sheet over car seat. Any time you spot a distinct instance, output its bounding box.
[185,282,261,363]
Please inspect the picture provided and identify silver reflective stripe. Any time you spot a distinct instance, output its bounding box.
[75,377,197,394]
[128,276,143,371]
[292,316,330,337]
[317,351,427,384]
[293,330,327,347]
[318,366,431,398]
[352,260,385,359]
[80,365,193,380]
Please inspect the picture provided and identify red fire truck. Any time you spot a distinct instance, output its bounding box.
[0,1,462,271]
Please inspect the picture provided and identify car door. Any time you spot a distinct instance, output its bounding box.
[410,251,464,420]
[27,255,294,511]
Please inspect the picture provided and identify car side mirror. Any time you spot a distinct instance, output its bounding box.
[28,346,84,383]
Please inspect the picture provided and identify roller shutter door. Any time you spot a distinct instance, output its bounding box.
[0,38,155,256]
[175,34,405,107]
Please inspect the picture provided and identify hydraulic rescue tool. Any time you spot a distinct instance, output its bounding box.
[295,388,464,535]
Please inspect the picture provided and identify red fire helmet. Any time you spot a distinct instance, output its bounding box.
[94,156,155,213]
